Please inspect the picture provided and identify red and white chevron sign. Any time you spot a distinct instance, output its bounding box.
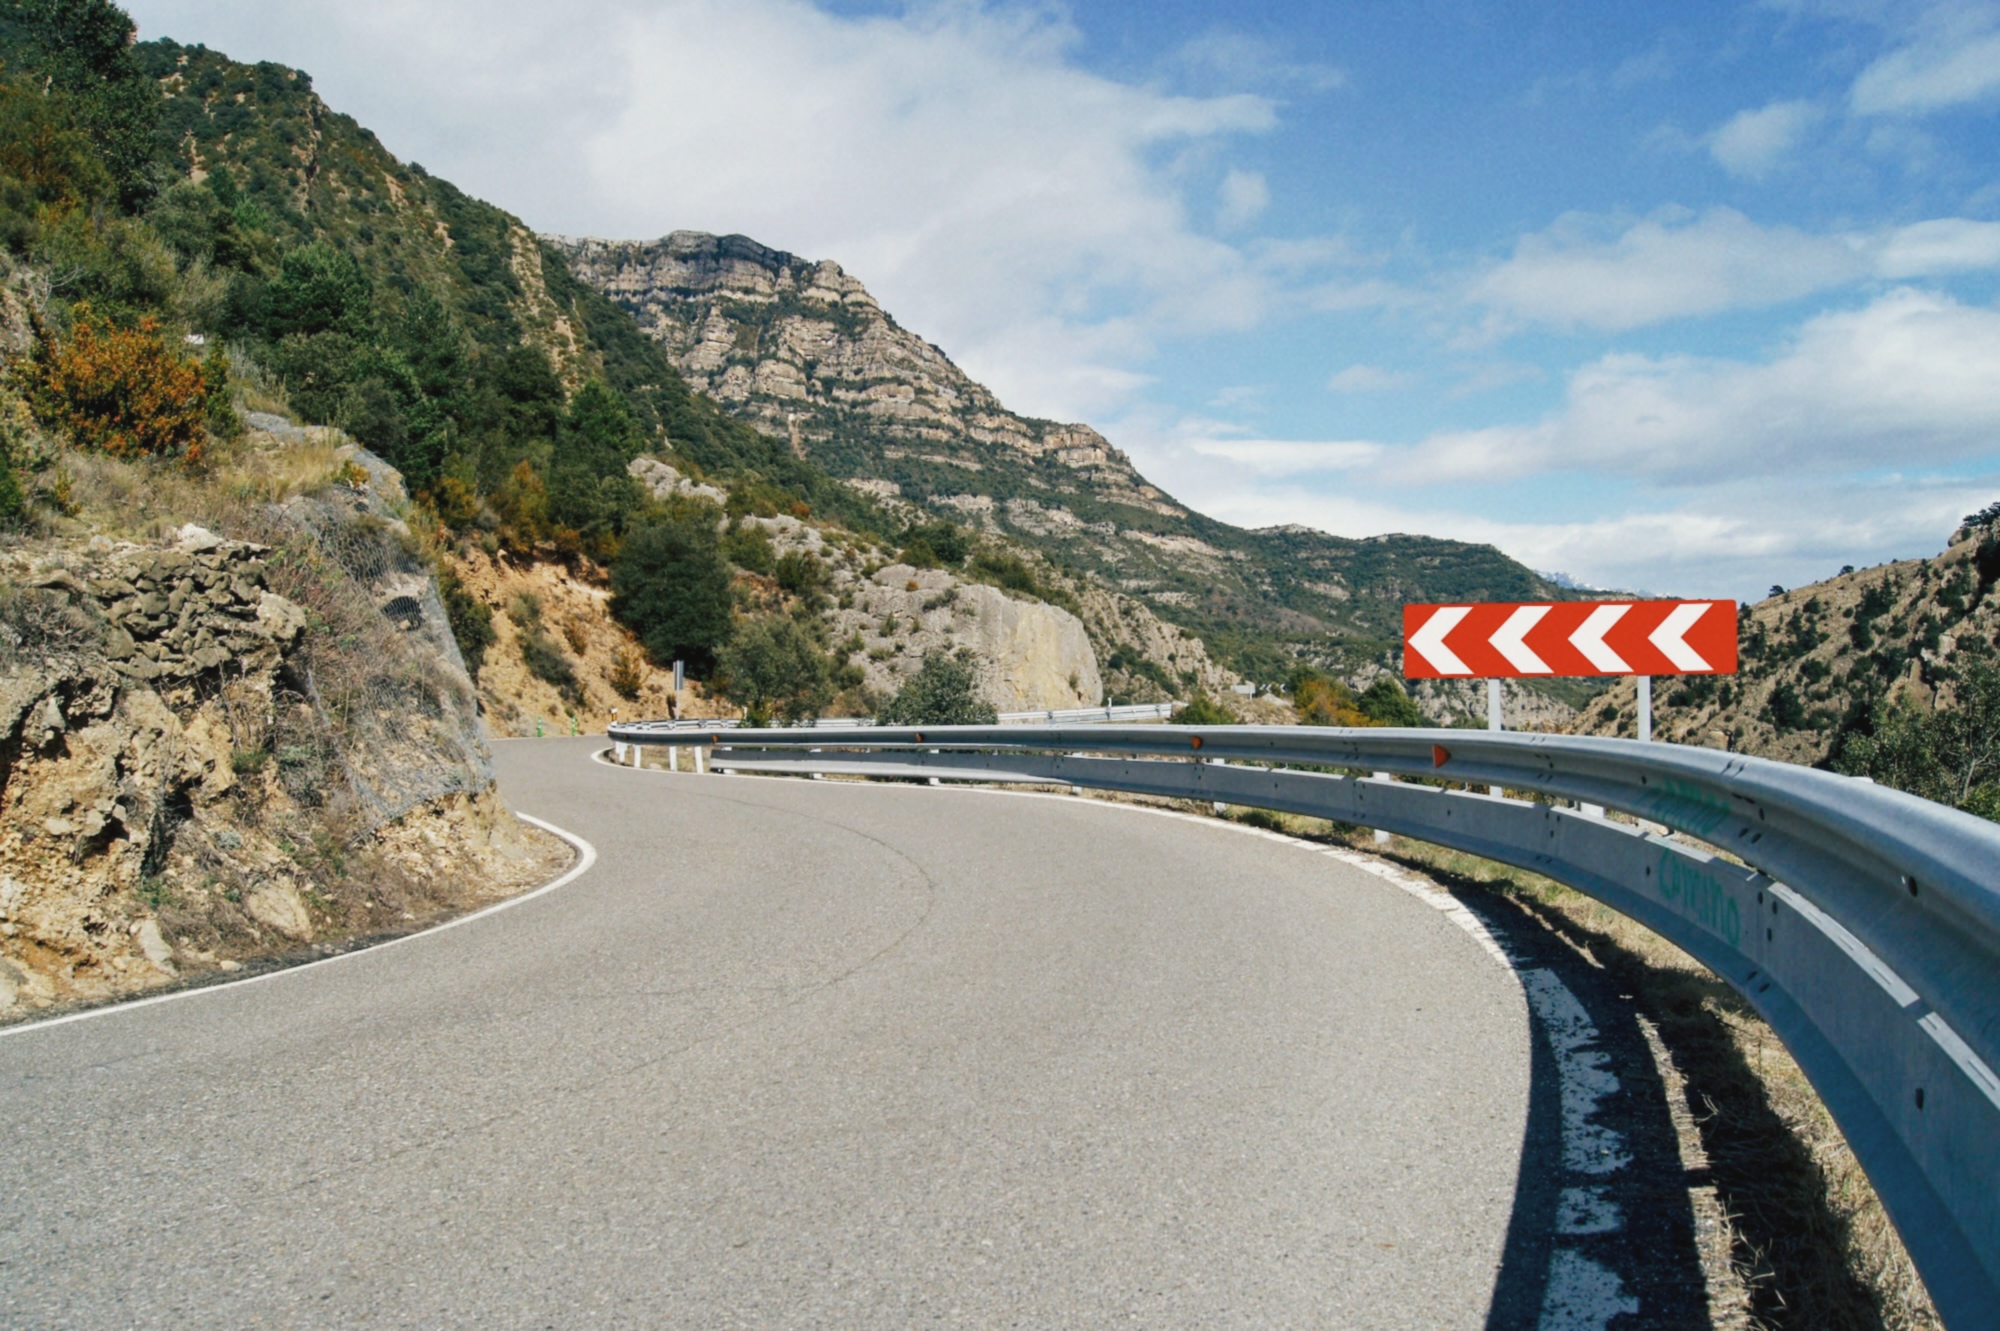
[1402,601,1739,680]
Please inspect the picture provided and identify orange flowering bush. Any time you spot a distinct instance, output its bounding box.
[29,307,210,464]
[1294,675,1377,727]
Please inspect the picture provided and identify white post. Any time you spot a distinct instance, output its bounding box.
[1637,675,1653,743]
[668,744,679,773]
[1486,679,1503,797]
[694,746,706,776]
[811,747,825,780]
[1372,771,1392,845]
[614,741,629,765]
[1210,757,1227,816]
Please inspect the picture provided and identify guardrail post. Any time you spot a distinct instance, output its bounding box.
[693,746,706,776]
[810,747,824,780]
[668,743,679,773]
[1372,772,1392,844]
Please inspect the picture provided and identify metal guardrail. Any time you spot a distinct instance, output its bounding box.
[605,720,2000,1324]
[610,703,1177,739]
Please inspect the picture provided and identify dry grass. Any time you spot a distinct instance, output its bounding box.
[42,427,356,542]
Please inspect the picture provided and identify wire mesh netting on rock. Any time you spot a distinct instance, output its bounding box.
[216,458,495,832]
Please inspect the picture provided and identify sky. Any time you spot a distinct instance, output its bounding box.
[121,0,2000,596]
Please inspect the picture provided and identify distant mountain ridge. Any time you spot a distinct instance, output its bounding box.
[550,231,1569,682]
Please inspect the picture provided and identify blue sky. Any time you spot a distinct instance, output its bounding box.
[124,1,2000,595]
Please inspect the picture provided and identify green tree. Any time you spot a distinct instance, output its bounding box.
[609,516,733,671]
[263,241,373,340]
[0,0,163,209]
[775,549,827,600]
[1358,677,1423,726]
[1837,645,2000,820]
[717,614,833,726]
[878,649,996,725]
[560,377,640,475]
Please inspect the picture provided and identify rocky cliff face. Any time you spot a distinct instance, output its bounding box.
[550,231,1569,686]
[0,428,566,1021]
[552,232,1179,518]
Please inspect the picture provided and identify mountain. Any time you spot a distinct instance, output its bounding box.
[549,231,1569,684]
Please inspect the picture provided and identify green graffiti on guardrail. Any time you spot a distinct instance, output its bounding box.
[1643,776,1734,837]
[1656,849,1742,947]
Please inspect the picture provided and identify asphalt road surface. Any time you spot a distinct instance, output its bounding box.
[0,737,1539,1328]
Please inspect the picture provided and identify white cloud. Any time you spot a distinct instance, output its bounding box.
[1708,100,1821,179]
[1185,438,1387,474]
[1877,218,2000,274]
[1851,11,2000,114]
[1326,364,1416,393]
[1167,30,1347,95]
[1117,409,1990,597]
[1110,288,2000,595]
[1217,169,1270,231]
[1473,208,1867,330]
[1473,208,2000,332]
[122,0,1297,425]
[1402,288,2000,484]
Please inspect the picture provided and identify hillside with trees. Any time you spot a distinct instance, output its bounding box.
[1579,506,2000,820]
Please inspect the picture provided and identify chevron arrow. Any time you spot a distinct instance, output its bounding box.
[1407,605,1472,675]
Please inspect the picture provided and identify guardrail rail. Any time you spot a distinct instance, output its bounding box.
[603,720,2000,1325]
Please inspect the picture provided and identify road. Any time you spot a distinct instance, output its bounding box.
[0,737,1539,1328]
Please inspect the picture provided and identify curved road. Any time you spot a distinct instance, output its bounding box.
[0,737,1536,1327]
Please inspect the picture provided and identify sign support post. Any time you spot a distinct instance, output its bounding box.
[1637,675,1652,743]
[1486,679,1503,796]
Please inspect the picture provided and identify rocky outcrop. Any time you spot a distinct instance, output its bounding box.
[829,563,1101,711]
[548,232,1182,517]
[628,456,725,505]
[1072,583,1237,702]
[0,442,566,1021]
[32,527,305,691]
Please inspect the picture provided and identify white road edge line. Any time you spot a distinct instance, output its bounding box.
[0,814,597,1041]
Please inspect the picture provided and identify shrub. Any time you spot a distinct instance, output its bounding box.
[775,549,827,599]
[1288,666,1372,726]
[971,549,1039,597]
[29,307,209,462]
[1836,644,2000,821]
[716,614,833,725]
[1765,682,1808,731]
[519,626,581,704]
[1172,693,1233,725]
[438,570,493,676]
[608,646,645,701]
[900,519,967,567]
[611,516,734,672]
[878,649,996,726]
[1357,677,1423,726]
[721,520,775,574]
